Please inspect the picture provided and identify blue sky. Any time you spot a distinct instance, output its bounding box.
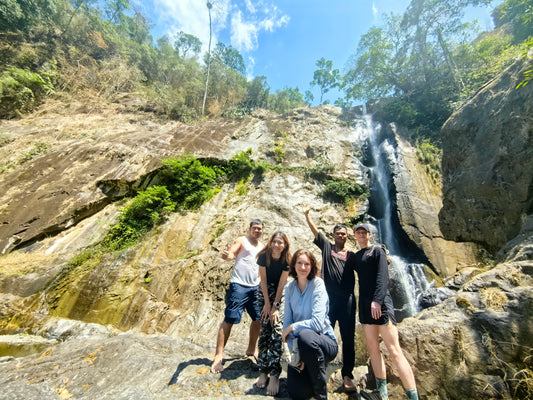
[131,0,502,105]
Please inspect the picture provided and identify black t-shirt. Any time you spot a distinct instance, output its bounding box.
[257,252,289,288]
[313,232,355,297]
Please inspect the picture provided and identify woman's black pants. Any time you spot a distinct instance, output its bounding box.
[287,328,338,400]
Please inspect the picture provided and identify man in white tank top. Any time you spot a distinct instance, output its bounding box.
[211,219,264,373]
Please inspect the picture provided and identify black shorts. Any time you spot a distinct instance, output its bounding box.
[358,296,396,325]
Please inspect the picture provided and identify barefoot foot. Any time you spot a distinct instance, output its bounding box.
[266,375,279,396]
[211,355,224,373]
[254,372,268,389]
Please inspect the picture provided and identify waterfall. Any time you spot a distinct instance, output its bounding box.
[354,114,431,320]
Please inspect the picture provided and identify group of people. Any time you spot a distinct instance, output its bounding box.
[210,207,419,400]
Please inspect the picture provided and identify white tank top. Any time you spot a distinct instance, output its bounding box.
[230,236,262,287]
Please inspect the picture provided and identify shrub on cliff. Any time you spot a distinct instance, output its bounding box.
[0,67,54,118]
[103,186,175,250]
[320,177,369,205]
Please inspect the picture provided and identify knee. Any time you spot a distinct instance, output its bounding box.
[387,345,405,361]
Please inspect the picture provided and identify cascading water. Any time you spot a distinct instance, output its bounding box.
[354,114,432,321]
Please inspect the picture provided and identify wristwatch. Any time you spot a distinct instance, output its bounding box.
[273,302,280,308]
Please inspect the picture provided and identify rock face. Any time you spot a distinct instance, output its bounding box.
[387,124,479,277]
[0,88,531,400]
[439,54,533,253]
[0,103,248,254]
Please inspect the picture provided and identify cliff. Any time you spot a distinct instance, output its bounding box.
[0,54,532,399]
[439,52,533,255]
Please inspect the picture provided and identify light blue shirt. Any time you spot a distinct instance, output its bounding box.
[283,277,336,341]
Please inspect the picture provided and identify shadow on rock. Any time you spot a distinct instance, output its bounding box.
[168,356,212,385]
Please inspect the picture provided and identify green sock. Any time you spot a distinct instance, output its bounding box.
[376,377,388,399]
[405,388,419,400]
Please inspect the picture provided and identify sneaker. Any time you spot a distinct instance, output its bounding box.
[287,337,301,368]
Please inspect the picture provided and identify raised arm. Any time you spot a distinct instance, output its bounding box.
[221,237,244,261]
[302,204,319,239]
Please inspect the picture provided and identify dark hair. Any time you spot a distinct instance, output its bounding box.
[257,231,292,267]
[333,224,347,233]
[250,219,264,228]
[289,249,319,281]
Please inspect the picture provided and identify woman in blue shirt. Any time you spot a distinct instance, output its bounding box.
[282,249,338,400]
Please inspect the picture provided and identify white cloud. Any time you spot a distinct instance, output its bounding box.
[229,2,289,52]
[152,0,230,54]
[148,0,288,77]
[372,1,379,21]
[230,10,259,52]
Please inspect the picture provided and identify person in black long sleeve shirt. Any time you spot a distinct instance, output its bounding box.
[352,223,419,400]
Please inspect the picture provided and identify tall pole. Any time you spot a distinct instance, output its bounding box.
[202,1,213,116]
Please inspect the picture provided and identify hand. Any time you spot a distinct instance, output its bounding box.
[302,204,310,215]
[371,301,382,320]
[269,308,279,326]
[221,244,233,261]
[261,305,271,323]
[282,325,293,342]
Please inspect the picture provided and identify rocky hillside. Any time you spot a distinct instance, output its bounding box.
[0,53,532,399]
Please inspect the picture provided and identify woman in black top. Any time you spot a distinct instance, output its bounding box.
[254,231,291,395]
[352,224,419,400]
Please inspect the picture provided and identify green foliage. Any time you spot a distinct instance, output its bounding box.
[272,131,288,164]
[242,75,269,110]
[342,0,530,142]
[174,31,202,58]
[103,185,175,250]
[348,214,366,227]
[160,155,218,209]
[0,67,54,118]
[212,42,246,74]
[310,58,340,105]
[517,39,533,89]
[235,177,249,196]
[416,139,442,183]
[226,148,257,180]
[19,142,48,163]
[320,177,369,205]
[493,0,533,43]
[267,87,305,114]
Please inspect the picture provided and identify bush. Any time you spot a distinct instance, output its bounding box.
[0,67,54,118]
[161,155,219,209]
[103,186,175,250]
[320,177,369,204]
[416,139,442,183]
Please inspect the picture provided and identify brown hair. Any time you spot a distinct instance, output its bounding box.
[289,249,319,281]
[257,231,292,267]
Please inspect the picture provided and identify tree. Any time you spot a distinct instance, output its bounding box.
[212,42,246,74]
[310,58,340,104]
[493,0,533,43]
[304,90,314,105]
[202,0,213,115]
[61,0,97,37]
[243,75,270,109]
[174,31,202,58]
[0,0,57,33]
[104,0,129,24]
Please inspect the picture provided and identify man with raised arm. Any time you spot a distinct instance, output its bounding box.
[302,205,357,392]
[211,219,264,373]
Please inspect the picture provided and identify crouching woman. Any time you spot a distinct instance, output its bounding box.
[282,249,338,400]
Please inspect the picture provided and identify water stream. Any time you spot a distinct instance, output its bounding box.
[354,114,431,321]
